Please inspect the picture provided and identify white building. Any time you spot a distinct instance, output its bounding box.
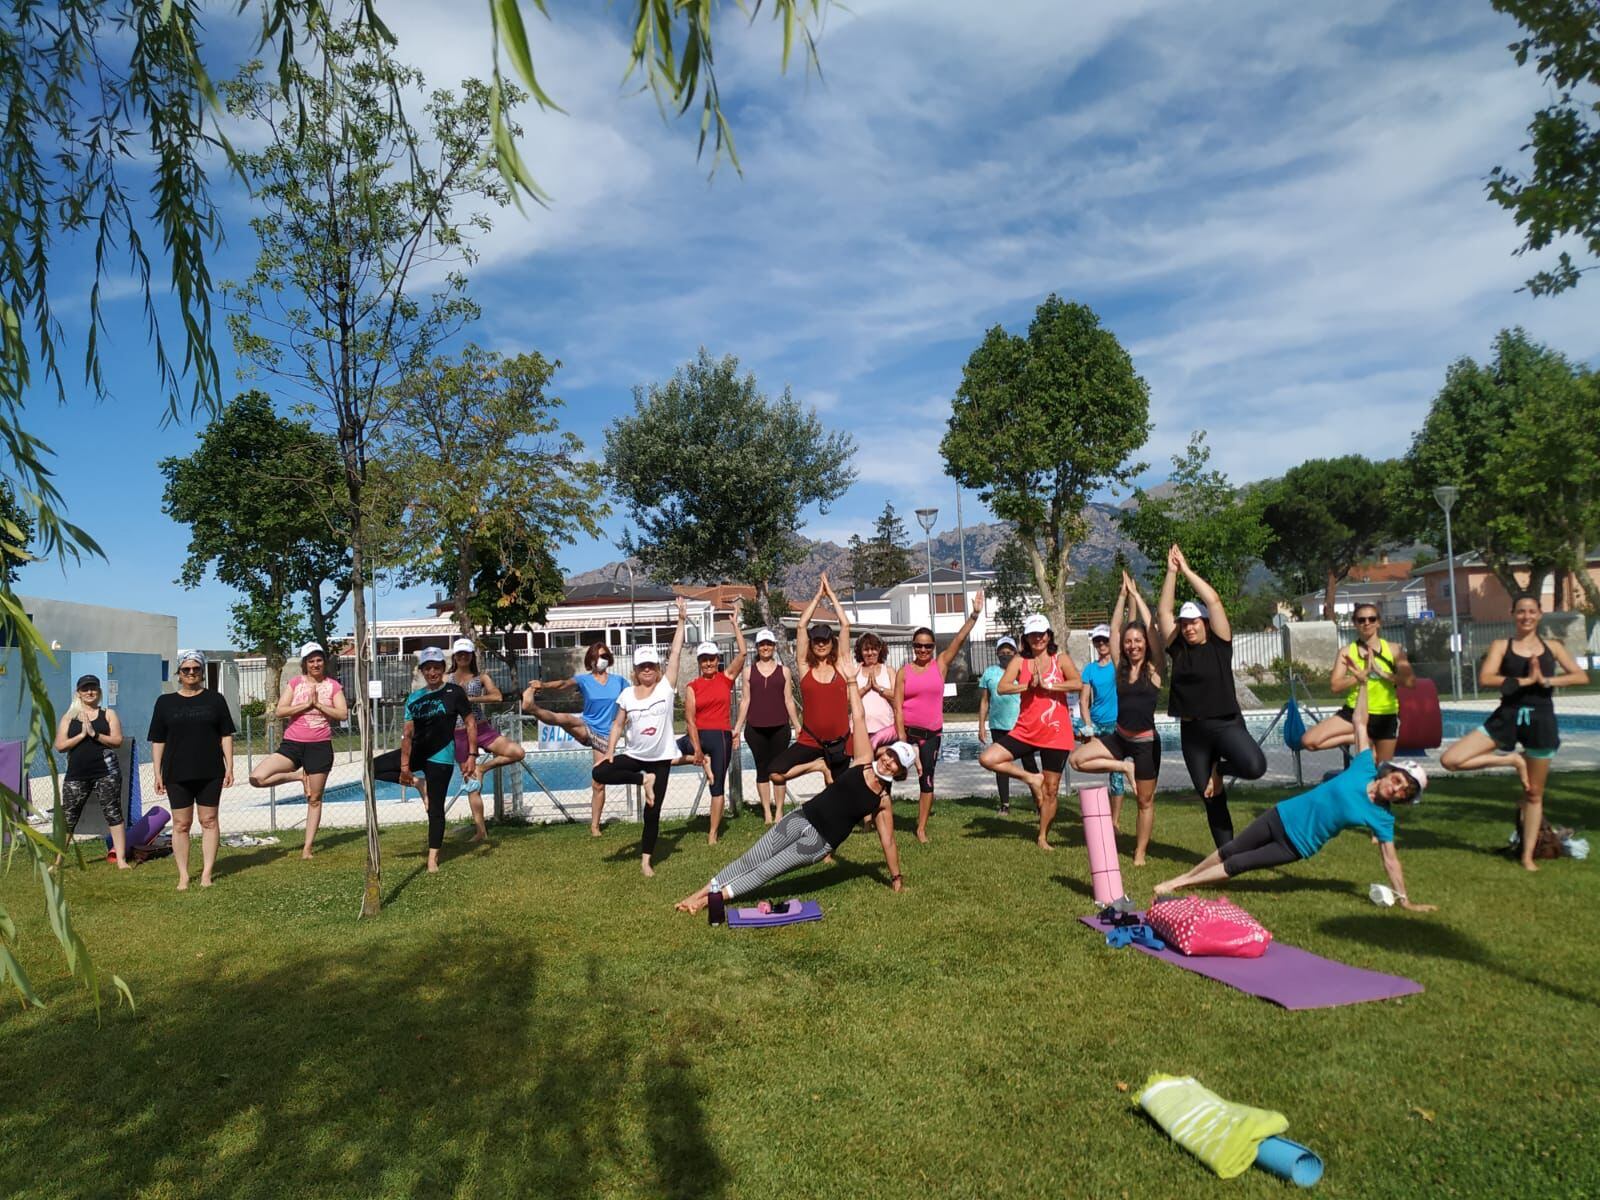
[840,568,1004,641]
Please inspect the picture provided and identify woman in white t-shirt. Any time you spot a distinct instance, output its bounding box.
[593,598,687,876]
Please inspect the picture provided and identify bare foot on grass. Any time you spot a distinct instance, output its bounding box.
[641,856,655,878]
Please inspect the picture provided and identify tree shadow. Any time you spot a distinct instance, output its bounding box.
[382,861,429,907]
[1220,874,1362,898]
[1049,873,1096,901]
[1319,913,1599,1010]
[2,936,727,1198]
[209,845,291,880]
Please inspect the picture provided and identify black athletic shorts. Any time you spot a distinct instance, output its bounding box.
[767,741,827,779]
[275,739,335,776]
[1334,706,1400,743]
[1098,729,1161,782]
[1482,702,1560,757]
[166,777,224,809]
[994,730,1068,775]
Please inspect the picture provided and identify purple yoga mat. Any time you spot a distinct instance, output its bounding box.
[728,899,824,928]
[127,805,170,849]
[1079,915,1424,1010]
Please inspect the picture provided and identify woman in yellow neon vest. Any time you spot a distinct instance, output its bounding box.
[1300,603,1415,764]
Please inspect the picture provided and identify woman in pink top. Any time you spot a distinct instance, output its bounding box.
[895,589,984,843]
[854,633,898,750]
[249,642,349,858]
[978,614,1080,851]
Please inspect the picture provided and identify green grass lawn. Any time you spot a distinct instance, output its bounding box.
[3,773,1597,1199]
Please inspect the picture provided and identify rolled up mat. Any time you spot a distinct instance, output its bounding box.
[127,805,170,849]
[1078,784,1125,905]
[1256,1135,1323,1186]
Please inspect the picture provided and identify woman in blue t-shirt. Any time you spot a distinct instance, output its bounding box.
[1153,681,1436,913]
[522,642,627,837]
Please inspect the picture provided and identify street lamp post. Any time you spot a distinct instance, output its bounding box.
[915,507,939,630]
[612,560,636,661]
[1434,486,1463,700]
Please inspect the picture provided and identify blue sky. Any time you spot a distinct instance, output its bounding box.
[14,0,1599,648]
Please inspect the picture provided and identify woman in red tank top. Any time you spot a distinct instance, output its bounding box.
[766,574,857,816]
[677,625,747,844]
[978,613,1080,851]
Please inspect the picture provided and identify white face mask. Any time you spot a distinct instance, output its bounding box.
[873,761,899,783]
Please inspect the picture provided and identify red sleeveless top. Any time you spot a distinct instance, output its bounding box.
[1010,655,1075,750]
[798,667,850,746]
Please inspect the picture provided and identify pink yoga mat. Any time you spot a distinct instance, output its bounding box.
[1078,785,1124,905]
[1079,915,1424,1010]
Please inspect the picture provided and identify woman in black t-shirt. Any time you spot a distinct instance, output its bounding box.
[148,650,236,890]
[675,684,911,917]
[1157,545,1266,849]
[53,674,129,869]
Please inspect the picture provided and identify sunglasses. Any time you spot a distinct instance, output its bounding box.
[178,667,202,675]
[1354,616,1379,625]
[913,642,935,650]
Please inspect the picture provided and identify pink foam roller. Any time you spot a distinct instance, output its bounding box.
[127,805,170,849]
[1078,784,1124,904]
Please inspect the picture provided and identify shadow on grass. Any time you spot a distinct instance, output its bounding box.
[1319,913,1599,1010]
[2,936,727,1199]
[962,816,1042,844]
[209,845,291,880]
[604,820,691,867]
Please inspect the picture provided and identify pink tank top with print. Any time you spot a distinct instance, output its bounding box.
[1009,656,1075,751]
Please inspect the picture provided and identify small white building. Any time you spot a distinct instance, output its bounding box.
[838,568,1003,640]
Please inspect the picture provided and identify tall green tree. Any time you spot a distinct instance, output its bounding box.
[383,343,606,646]
[1260,455,1393,618]
[160,392,351,720]
[0,0,830,997]
[940,295,1151,631]
[1119,433,1270,609]
[0,478,33,587]
[1487,0,1600,295]
[603,349,856,637]
[740,587,792,630]
[222,28,509,917]
[848,502,915,591]
[1396,328,1598,601]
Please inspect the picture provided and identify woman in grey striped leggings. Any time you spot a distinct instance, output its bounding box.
[676,684,914,915]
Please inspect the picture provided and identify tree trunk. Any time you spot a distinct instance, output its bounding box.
[264,651,285,751]
[349,490,382,919]
[1021,533,1067,633]
[455,543,474,641]
[755,577,799,674]
[1323,567,1339,621]
[1572,538,1600,612]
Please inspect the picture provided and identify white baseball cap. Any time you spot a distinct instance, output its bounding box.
[417,647,447,665]
[888,741,918,770]
[995,636,1018,650]
[450,637,475,655]
[1022,614,1050,635]
[1090,624,1112,641]
[634,646,662,666]
[299,641,325,660]
[1178,600,1210,621]
[754,628,778,645]
[695,641,720,657]
[1382,759,1428,800]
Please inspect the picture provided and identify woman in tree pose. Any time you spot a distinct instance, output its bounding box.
[1300,603,1415,764]
[1441,592,1588,871]
[731,628,801,824]
[446,637,526,841]
[1158,544,1267,849]
[675,683,911,916]
[1156,681,1434,912]
[977,636,1036,816]
[53,674,128,869]
[522,641,625,836]
[978,613,1080,851]
[767,574,857,814]
[374,647,478,873]
[895,588,985,842]
[1077,618,1122,810]
[1070,572,1165,865]
[678,625,748,844]
[591,598,688,876]
[249,642,349,858]
[148,650,235,890]
[854,633,899,750]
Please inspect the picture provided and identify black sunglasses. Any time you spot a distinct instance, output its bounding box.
[913,642,935,650]
[1354,616,1379,624]
[178,666,202,675]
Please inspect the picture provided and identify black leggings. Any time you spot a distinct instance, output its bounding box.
[374,751,454,850]
[678,729,733,797]
[745,725,791,780]
[1179,716,1268,848]
[906,725,941,793]
[990,728,1037,804]
[592,755,671,855]
[1218,806,1301,877]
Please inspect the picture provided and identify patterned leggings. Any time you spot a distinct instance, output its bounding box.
[62,775,123,831]
[709,810,831,899]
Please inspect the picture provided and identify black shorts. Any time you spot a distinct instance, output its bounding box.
[1483,703,1560,757]
[994,731,1068,775]
[906,725,942,793]
[276,739,335,776]
[1098,730,1161,781]
[1334,707,1400,743]
[767,742,827,779]
[166,777,224,809]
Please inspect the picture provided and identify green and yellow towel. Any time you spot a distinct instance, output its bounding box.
[1134,1073,1289,1179]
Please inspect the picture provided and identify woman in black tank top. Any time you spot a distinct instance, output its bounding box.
[1441,593,1588,871]
[52,674,130,868]
[1070,572,1167,864]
